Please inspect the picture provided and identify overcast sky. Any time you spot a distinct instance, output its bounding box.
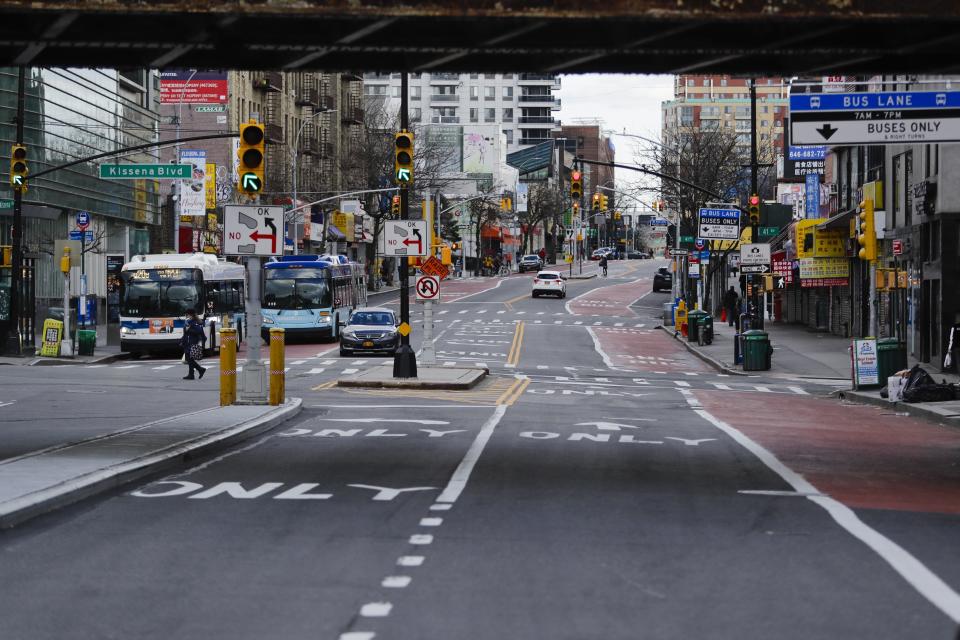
[558,74,675,200]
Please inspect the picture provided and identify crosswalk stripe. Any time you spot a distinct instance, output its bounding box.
[152,365,175,370]
[788,386,809,395]
[343,368,359,374]
[673,380,691,387]
[321,359,336,365]
[351,360,368,365]
[594,377,609,382]
[516,311,526,315]
[290,360,307,365]
[475,362,487,368]
[497,310,505,314]
[754,385,773,393]
[443,361,456,367]
[615,322,623,327]
[477,309,487,314]
[438,310,449,315]
[712,383,732,390]
[536,312,545,315]
[574,321,583,325]
[458,310,468,314]
[682,371,698,376]
[306,368,326,375]
[554,320,562,324]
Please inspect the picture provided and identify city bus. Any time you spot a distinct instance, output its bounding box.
[119,252,245,357]
[262,255,367,341]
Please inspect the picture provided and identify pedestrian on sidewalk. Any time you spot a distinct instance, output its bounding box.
[723,286,740,328]
[180,309,207,381]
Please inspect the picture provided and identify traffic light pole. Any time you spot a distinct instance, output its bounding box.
[5,66,26,356]
[749,79,763,329]
[393,71,417,379]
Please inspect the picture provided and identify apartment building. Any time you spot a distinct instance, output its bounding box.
[362,72,561,152]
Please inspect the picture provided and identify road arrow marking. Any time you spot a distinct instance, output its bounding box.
[575,421,646,431]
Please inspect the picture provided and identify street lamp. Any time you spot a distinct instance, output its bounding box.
[290,107,336,255]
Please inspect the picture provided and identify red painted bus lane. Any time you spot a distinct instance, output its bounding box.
[693,390,960,516]
[592,326,710,373]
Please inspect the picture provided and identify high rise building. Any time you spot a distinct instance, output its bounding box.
[362,72,561,152]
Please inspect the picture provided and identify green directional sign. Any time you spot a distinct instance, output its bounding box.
[680,235,695,243]
[241,172,262,193]
[11,175,24,187]
[0,199,13,210]
[758,226,780,238]
[99,164,192,180]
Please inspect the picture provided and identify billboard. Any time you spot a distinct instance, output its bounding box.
[159,70,228,104]
[178,149,207,217]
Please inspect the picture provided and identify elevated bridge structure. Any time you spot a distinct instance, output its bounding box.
[0,1,958,73]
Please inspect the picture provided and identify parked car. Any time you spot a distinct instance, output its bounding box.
[531,270,567,298]
[626,250,647,259]
[652,267,672,292]
[518,254,544,273]
[590,248,612,260]
[339,307,400,357]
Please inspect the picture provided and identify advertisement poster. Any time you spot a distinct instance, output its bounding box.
[205,162,217,211]
[159,70,228,104]
[852,338,879,388]
[178,149,206,217]
[106,255,125,323]
[148,319,175,334]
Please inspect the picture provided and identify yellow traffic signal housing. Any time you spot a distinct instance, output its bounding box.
[601,194,609,211]
[390,195,401,217]
[394,131,414,185]
[572,202,580,218]
[614,211,622,221]
[441,246,452,265]
[0,245,11,267]
[591,193,601,212]
[570,170,583,200]
[9,144,27,191]
[857,198,877,261]
[748,194,761,225]
[237,121,265,194]
[500,197,512,211]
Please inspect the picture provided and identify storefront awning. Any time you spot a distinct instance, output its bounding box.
[480,226,501,239]
[817,208,857,231]
[328,224,346,241]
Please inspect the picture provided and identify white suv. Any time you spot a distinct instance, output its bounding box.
[531,270,567,298]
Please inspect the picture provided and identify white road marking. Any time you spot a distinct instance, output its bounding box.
[554,320,563,324]
[680,389,960,625]
[753,385,773,393]
[458,310,468,314]
[739,490,825,497]
[475,362,487,368]
[152,365,175,370]
[321,418,449,425]
[516,311,526,315]
[682,371,698,376]
[615,322,624,327]
[537,311,545,315]
[360,602,392,617]
[436,404,508,503]
[788,385,810,395]
[420,517,443,527]
[430,503,452,511]
[477,309,487,314]
[321,359,336,365]
[673,380,691,387]
[443,361,457,366]
[116,364,140,369]
[438,310,449,315]
[351,360,368,365]
[84,364,107,369]
[397,556,424,566]
[306,368,326,375]
[343,368,359,374]
[382,576,412,588]
[339,633,375,640]
[712,383,732,391]
[537,365,549,370]
[409,534,434,545]
[290,360,307,365]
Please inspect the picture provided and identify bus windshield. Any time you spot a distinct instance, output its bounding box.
[121,270,202,317]
[264,268,331,310]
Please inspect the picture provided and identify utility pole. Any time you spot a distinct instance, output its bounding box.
[393,72,417,378]
[6,66,26,355]
[749,78,762,329]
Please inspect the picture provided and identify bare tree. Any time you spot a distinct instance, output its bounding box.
[517,183,558,254]
[462,185,502,276]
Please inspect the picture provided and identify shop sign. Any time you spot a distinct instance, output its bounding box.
[800,277,849,288]
[814,229,845,257]
[852,338,879,388]
[799,257,848,280]
[771,251,794,285]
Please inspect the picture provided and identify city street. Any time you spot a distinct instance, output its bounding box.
[1,258,958,639]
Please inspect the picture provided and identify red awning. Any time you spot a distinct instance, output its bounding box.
[480,226,501,239]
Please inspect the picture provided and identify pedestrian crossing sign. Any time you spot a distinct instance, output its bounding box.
[397,322,411,337]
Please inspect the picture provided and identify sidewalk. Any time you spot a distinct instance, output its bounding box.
[0,399,302,528]
[664,318,960,426]
[0,344,126,367]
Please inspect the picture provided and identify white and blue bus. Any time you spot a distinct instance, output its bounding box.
[262,255,367,341]
[119,253,246,356]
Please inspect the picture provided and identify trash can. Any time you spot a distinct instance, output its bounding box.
[77,329,96,356]
[742,330,772,371]
[698,314,713,345]
[876,337,907,383]
[663,302,675,326]
[687,310,707,342]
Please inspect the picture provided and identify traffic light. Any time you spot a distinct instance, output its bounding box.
[237,121,265,194]
[601,195,609,212]
[500,197,512,211]
[390,195,401,217]
[591,193,601,213]
[572,202,580,218]
[748,194,761,226]
[857,197,877,261]
[394,130,414,185]
[9,144,27,191]
[614,211,622,221]
[0,245,11,267]
[570,170,582,200]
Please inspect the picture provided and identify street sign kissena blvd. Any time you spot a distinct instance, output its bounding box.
[100,164,192,179]
[791,91,960,145]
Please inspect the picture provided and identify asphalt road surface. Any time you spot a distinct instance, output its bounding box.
[1,258,959,639]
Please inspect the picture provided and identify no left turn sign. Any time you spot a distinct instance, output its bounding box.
[415,275,440,302]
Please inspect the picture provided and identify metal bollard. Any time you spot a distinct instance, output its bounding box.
[268,327,285,406]
[219,327,237,406]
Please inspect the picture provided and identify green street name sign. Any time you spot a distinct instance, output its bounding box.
[758,226,779,238]
[99,164,192,180]
[0,198,13,210]
[680,235,695,243]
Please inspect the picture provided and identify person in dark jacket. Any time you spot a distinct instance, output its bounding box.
[181,308,207,380]
[723,286,740,327]
[598,254,608,277]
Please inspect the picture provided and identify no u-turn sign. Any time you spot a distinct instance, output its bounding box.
[415,275,440,302]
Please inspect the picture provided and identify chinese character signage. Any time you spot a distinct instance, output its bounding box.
[799,257,849,280]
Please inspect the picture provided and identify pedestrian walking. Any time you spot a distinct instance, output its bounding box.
[599,254,608,277]
[723,286,740,327]
[180,308,207,381]
[538,247,546,263]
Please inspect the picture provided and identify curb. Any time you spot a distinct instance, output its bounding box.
[569,273,598,280]
[833,389,960,427]
[658,325,748,376]
[0,398,303,529]
[31,352,130,367]
[337,368,488,390]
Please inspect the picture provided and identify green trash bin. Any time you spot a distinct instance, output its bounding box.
[876,337,907,384]
[742,330,772,371]
[698,314,714,345]
[77,329,96,356]
[687,310,708,343]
